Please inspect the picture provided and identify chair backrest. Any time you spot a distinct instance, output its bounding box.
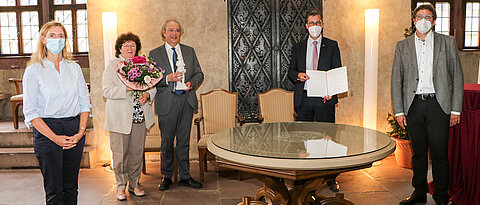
[8,78,22,95]
[145,103,161,152]
[200,89,238,135]
[258,88,294,123]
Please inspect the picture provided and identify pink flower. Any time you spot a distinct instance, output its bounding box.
[132,56,147,64]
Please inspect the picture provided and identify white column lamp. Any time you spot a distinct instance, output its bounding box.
[102,12,117,171]
[364,9,379,130]
[102,12,117,67]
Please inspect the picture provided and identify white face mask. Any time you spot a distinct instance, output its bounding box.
[415,19,432,34]
[308,26,322,38]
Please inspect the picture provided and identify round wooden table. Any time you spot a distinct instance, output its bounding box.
[207,122,396,205]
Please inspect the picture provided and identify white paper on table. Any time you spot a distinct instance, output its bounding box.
[304,139,348,158]
[306,66,348,97]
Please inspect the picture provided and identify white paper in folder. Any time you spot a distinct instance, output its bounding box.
[306,66,348,97]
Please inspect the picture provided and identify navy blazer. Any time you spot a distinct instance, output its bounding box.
[288,37,342,109]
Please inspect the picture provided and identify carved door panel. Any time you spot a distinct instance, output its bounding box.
[229,0,322,120]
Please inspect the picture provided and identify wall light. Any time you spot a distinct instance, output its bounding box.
[102,12,117,171]
[102,12,117,67]
[364,9,379,130]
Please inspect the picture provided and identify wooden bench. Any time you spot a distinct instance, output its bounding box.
[8,78,23,129]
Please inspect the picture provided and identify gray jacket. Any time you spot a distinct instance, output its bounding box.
[149,44,204,115]
[392,32,464,115]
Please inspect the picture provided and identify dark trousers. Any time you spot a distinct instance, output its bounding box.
[33,116,85,205]
[406,97,450,202]
[296,92,335,122]
[158,93,194,180]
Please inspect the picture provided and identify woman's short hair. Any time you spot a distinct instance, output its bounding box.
[115,32,142,58]
[412,4,437,21]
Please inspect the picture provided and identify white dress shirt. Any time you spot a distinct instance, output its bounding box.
[23,58,92,128]
[165,43,183,85]
[304,36,322,90]
[415,31,435,94]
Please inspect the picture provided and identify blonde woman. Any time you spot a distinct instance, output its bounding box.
[22,21,91,204]
[102,32,156,200]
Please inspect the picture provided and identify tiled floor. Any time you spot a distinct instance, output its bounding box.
[0,155,438,205]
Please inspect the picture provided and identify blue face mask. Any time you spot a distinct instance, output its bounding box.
[45,38,65,54]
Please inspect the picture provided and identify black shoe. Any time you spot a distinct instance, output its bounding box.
[178,177,203,189]
[399,194,427,205]
[326,179,340,192]
[158,178,172,190]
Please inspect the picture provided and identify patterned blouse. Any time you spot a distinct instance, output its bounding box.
[132,91,145,124]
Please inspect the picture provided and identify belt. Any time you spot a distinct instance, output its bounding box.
[415,93,435,100]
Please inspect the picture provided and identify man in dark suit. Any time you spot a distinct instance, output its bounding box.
[149,19,204,190]
[392,4,463,205]
[288,8,342,192]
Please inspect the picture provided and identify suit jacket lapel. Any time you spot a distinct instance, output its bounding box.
[407,35,419,80]
[159,44,173,73]
[318,39,328,71]
[299,39,307,72]
[432,32,440,73]
[180,44,191,68]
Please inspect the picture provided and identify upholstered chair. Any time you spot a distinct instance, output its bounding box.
[194,89,244,182]
[258,88,295,123]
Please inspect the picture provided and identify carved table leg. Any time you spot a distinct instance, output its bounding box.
[318,193,355,205]
[240,176,354,205]
[253,176,290,205]
[236,197,268,205]
[289,178,324,205]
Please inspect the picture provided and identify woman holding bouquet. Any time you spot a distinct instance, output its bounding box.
[102,32,156,200]
[22,21,91,205]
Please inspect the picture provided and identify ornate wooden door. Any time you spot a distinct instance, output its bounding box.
[228,0,322,121]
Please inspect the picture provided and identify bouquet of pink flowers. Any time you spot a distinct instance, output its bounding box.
[116,55,164,91]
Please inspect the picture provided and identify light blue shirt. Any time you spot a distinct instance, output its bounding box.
[22,58,92,128]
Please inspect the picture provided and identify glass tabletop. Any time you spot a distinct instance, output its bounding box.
[211,122,393,159]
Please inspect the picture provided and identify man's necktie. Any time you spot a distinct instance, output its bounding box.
[172,47,183,95]
[312,41,318,70]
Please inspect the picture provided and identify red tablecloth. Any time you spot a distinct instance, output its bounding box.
[449,84,480,205]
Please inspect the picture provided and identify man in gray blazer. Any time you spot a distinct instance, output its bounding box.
[149,19,204,190]
[392,4,463,205]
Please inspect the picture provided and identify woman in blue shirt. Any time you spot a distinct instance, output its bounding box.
[22,21,91,205]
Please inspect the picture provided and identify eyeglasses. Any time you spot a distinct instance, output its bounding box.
[122,44,136,48]
[166,28,181,33]
[415,15,434,21]
[307,21,322,26]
